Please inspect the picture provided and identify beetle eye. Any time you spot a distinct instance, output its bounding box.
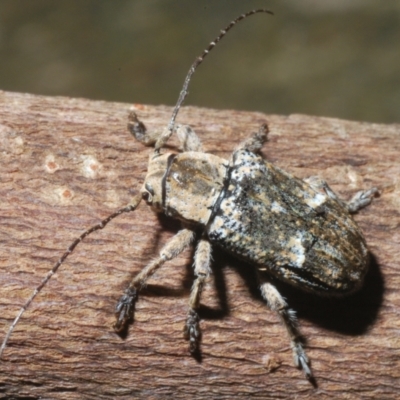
[141,191,150,202]
[145,183,154,196]
[142,183,154,203]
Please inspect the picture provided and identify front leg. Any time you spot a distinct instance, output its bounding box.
[175,125,204,152]
[114,228,195,332]
[183,237,212,353]
[128,111,161,146]
[128,112,205,152]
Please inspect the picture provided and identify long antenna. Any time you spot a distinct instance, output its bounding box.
[1,9,274,358]
[154,8,273,152]
[0,197,142,358]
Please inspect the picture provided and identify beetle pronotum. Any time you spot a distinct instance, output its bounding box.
[1,9,378,380]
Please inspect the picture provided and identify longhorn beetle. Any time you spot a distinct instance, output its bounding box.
[1,9,378,380]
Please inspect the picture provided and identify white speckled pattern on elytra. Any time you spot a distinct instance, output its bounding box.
[286,232,306,268]
[206,149,369,294]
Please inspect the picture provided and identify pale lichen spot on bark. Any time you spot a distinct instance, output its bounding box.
[81,155,102,178]
[0,124,24,155]
[44,154,60,174]
[346,167,364,189]
[41,186,75,206]
[104,189,122,209]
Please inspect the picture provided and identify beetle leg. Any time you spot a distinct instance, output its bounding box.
[184,237,212,353]
[235,123,269,153]
[128,111,161,146]
[304,176,378,214]
[114,228,195,332]
[258,276,313,379]
[128,112,205,153]
[304,176,342,202]
[176,125,204,152]
[346,187,379,213]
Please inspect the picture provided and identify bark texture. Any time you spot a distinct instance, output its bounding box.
[0,90,399,399]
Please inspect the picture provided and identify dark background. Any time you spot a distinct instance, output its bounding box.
[0,0,399,123]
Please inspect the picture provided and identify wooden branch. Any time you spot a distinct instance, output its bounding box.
[0,90,399,399]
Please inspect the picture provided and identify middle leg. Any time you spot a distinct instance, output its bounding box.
[184,237,212,353]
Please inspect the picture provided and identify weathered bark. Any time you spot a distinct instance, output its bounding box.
[0,90,399,399]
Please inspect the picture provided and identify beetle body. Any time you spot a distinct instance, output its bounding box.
[144,145,369,297]
[134,117,377,380]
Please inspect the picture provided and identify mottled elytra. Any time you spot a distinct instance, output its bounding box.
[1,9,378,381]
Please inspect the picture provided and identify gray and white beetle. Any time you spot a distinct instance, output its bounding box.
[1,9,378,380]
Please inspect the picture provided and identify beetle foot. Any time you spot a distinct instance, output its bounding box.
[347,187,379,213]
[184,308,201,353]
[292,342,313,379]
[113,287,138,332]
[128,111,160,146]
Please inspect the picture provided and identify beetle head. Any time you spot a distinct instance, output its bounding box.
[140,152,172,212]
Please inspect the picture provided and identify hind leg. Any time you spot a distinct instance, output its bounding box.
[346,187,379,213]
[258,274,312,379]
[304,176,378,213]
